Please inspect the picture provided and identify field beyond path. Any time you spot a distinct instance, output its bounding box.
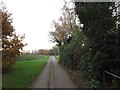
[30,56,77,88]
[2,55,49,88]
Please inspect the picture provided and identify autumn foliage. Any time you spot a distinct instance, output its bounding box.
[50,2,79,46]
[1,6,25,73]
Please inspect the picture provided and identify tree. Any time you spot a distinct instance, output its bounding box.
[1,3,25,73]
[50,1,79,46]
[49,46,59,55]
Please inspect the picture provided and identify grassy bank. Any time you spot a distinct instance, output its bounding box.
[2,54,50,88]
[55,55,59,60]
[16,54,50,61]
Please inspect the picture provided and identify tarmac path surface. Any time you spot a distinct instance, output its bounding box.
[30,56,77,88]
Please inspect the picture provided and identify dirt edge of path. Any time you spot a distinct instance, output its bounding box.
[58,62,87,88]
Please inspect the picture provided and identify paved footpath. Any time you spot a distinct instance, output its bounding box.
[29,56,77,88]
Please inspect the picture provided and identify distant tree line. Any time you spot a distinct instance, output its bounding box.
[33,46,59,55]
[22,46,59,55]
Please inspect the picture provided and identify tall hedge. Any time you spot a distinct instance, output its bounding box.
[59,2,120,87]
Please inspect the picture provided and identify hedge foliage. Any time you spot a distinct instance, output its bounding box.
[59,2,120,88]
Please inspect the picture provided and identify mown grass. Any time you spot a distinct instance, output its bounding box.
[2,54,50,88]
[39,55,50,60]
[55,55,59,60]
[16,54,50,61]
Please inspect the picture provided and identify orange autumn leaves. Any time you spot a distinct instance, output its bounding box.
[1,5,26,73]
[50,2,79,46]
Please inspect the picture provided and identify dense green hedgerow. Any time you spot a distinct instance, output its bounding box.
[59,2,120,88]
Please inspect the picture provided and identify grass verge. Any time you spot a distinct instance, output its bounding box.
[55,55,59,60]
[2,55,50,88]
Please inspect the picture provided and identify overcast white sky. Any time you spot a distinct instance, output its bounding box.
[2,0,66,51]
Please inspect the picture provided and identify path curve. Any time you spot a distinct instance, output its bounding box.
[29,56,77,88]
